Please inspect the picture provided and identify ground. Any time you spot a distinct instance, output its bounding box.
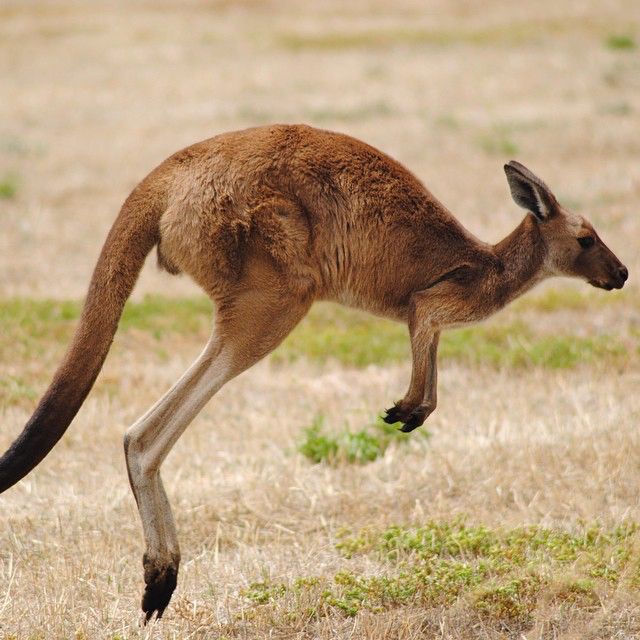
[0,1,639,638]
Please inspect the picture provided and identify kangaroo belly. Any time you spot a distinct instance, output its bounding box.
[158,189,319,298]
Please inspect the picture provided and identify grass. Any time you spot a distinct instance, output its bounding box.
[441,323,629,369]
[0,294,633,375]
[513,286,630,313]
[118,295,213,336]
[0,296,213,359]
[0,173,18,199]
[605,34,636,50]
[334,520,639,565]
[275,19,602,52]
[277,305,633,370]
[0,292,634,407]
[240,520,638,629]
[297,415,426,465]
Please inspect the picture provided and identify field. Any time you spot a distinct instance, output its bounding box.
[1,1,639,638]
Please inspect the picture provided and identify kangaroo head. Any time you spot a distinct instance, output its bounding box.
[504,160,628,290]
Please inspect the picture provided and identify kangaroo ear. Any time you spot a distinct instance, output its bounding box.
[504,160,558,221]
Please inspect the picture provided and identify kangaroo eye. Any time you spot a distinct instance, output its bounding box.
[578,236,595,249]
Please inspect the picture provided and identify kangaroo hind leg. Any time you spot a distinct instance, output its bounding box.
[124,288,312,621]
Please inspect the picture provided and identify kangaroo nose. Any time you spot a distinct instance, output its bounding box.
[619,266,629,282]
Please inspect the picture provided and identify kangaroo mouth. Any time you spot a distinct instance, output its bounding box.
[589,279,623,291]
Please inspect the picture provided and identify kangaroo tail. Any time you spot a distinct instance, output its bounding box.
[0,174,167,493]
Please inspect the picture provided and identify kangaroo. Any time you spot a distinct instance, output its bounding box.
[0,124,628,620]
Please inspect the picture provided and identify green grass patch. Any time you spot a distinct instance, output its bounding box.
[0,296,633,385]
[440,323,628,369]
[119,295,213,337]
[274,304,409,367]
[279,305,631,370]
[600,101,633,116]
[0,173,19,199]
[0,291,633,406]
[335,520,639,565]
[605,34,636,50]
[276,20,576,52]
[297,415,424,465]
[0,296,213,359]
[514,287,599,313]
[474,574,542,625]
[241,581,287,605]
[0,296,215,406]
[0,298,82,361]
[241,521,638,629]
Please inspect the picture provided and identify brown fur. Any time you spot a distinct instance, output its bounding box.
[0,124,628,619]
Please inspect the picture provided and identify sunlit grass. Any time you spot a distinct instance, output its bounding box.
[513,286,632,313]
[278,304,632,370]
[0,294,634,376]
[0,296,213,360]
[0,291,634,410]
[275,19,592,52]
[241,520,638,628]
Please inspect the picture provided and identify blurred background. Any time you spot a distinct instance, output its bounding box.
[1,0,638,299]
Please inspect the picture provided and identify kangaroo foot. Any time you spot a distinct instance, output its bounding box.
[141,553,179,622]
[383,402,433,432]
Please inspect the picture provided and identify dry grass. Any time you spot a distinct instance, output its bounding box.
[1,0,639,638]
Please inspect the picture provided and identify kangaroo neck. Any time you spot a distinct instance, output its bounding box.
[492,214,548,306]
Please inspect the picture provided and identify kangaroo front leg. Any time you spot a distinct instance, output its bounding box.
[384,277,486,432]
[384,326,440,433]
[384,284,464,432]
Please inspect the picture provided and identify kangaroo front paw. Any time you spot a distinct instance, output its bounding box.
[141,554,179,622]
[383,403,433,433]
[383,404,408,425]
[399,405,430,432]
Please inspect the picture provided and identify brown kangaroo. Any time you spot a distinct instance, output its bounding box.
[0,124,628,620]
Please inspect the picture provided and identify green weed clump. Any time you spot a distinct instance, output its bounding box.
[241,581,287,605]
[297,416,424,465]
[336,520,638,566]
[241,521,639,629]
[474,574,542,625]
